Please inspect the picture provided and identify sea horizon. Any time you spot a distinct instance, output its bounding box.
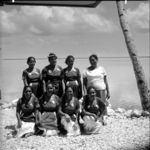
[0,57,149,110]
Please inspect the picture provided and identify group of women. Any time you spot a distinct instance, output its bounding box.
[16,53,110,137]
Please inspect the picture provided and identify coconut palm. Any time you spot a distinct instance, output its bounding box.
[116,0,150,111]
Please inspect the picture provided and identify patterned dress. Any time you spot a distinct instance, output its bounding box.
[17,95,40,122]
[42,65,63,97]
[22,68,42,98]
[60,95,80,136]
[62,67,82,99]
[16,95,40,137]
[81,95,106,134]
[37,94,60,132]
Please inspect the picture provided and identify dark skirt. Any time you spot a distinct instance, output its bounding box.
[53,82,63,98]
[31,82,43,98]
[95,90,106,103]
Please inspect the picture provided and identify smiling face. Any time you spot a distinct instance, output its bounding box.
[24,87,32,100]
[66,87,74,100]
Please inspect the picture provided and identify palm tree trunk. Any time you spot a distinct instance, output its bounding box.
[116,0,150,111]
[0,48,2,100]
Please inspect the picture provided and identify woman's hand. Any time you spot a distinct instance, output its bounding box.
[64,114,71,122]
[92,114,97,121]
[106,92,110,99]
[72,114,77,121]
[17,121,22,128]
[65,114,70,119]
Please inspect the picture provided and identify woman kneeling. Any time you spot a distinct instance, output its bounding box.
[81,86,106,134]
[16,86,40,138]
[59,86,80,136]
[35,82,60,136]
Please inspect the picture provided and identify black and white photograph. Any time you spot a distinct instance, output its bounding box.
[0,0,149,150]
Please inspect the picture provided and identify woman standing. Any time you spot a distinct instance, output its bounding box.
[62,55,82,99]
[22,57,42,98]
[42,53,63,97]
[59,86,80,136]
[16,86,40,137]
[83,54,110,103]
[36,82,60,136]
[81,86,106,134]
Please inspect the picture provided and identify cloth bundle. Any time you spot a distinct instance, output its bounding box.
[61,116,80,136]
[16,121,35,137]
[82,115,102,134]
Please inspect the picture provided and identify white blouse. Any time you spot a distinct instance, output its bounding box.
[83,66,107,90]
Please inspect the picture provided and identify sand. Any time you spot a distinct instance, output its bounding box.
[0,108,149,150]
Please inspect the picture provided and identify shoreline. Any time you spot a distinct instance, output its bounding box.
[0,106,150,150]
[0,98,143,110]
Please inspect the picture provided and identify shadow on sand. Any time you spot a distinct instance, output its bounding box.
[5,125,17,138]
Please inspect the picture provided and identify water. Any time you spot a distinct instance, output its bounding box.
[0,57,149,110]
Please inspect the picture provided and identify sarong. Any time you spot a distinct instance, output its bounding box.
[16,121,35,137]
[37,112,58,136]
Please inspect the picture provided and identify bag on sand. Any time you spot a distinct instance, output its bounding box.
[61,116,80,136]
[83,116,102,134]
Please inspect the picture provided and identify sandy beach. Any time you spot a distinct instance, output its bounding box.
[0,107,149,150]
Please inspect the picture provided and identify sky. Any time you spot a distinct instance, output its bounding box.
[0,1,149,59]
[0,1,149,108]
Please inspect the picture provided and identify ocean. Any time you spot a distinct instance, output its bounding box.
[0,57,149,110]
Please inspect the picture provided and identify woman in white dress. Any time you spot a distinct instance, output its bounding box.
[83,54,110,104]
[83,54,110,124]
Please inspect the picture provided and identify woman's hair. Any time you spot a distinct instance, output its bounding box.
[48,53,57,59]
[22,85,33,98]
[65,55,75,65]
[87,86,96,94]
[27,56,36,64]
[89,54,98,61]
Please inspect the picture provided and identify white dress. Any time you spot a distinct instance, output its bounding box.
[83,66,107,90]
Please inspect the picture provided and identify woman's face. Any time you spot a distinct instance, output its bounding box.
[67,57,74,67]
[49,57,57,66]
[89,56,97,67]
[28,58,36,68]
[47,84,54,95]
[66,87,74,99]
[88,88,96,100]
[24,87,32,99]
